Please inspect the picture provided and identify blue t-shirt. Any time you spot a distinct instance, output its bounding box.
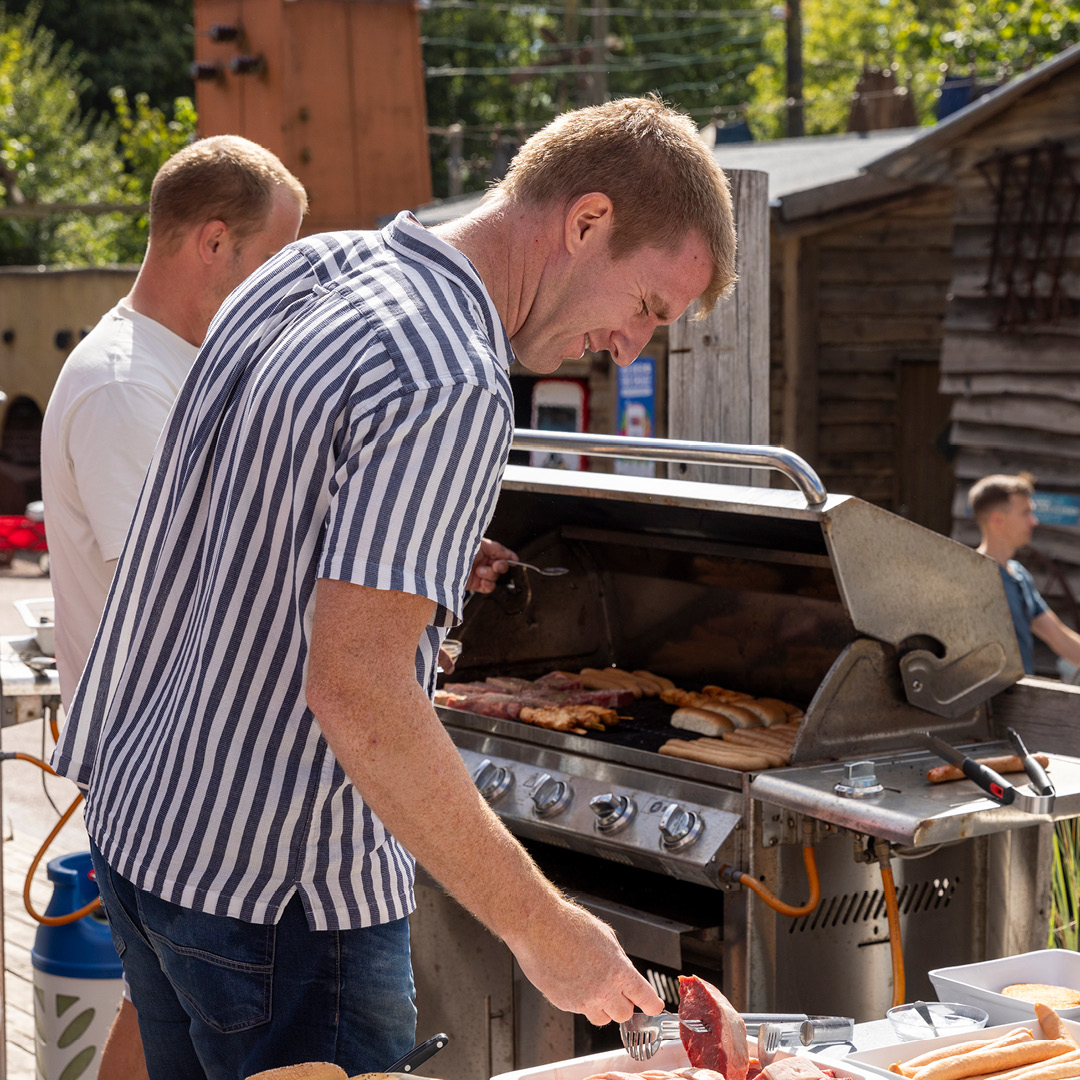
[999,560,1050,674]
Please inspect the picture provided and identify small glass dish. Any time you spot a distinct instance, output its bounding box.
[887,1002,989,1042]
[437,638,463,674]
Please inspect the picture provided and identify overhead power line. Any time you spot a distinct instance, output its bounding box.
[425,36,765,78]
[425,2,768,19]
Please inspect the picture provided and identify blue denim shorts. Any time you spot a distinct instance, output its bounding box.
[90,840,416,1080]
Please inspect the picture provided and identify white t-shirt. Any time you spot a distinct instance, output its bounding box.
[40,299,197,705]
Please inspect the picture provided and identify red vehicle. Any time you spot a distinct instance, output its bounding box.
[0,502,49,574]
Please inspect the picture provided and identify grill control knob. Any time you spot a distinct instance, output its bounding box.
[833,760,884,798]
[659,802,704,850]
[590,793,635,833]
[531,773,572,818]
[473,759,513,802]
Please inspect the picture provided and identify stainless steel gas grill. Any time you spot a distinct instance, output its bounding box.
[409,433,1080,1080]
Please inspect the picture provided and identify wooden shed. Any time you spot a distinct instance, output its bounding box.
[748,43,1080,675]
[410,51,1080,672]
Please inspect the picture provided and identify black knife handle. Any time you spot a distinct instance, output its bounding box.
[388,1032,450,1074]
[962,758,1015,805]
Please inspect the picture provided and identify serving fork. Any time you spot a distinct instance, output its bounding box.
[619,1013,710,1061]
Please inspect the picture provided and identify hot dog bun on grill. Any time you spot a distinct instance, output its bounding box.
[705,702,762,728]
[671,706,735,736]
[739,699,789,726]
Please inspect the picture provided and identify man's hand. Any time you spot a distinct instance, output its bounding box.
[505,896,665,1026]
[466,537,518,594]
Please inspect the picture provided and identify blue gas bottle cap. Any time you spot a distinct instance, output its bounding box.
[31,852,123,979]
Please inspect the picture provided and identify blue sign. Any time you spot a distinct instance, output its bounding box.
[1034,492,1080,527]
[615,357,655,477]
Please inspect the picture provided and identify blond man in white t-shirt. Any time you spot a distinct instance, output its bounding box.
[40,135,307,1080]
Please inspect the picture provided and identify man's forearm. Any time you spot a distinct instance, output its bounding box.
[1032,611,1080,667]
[309,659,564,947]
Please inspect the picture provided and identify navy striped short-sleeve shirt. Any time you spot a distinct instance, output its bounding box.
[51,213,515,930]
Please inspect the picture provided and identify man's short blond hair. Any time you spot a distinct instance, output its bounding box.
[969,472,1036,523]
[493,95,736,315]
[149,136,308,254]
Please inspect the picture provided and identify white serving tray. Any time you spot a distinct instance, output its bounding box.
[930,950,1080,1025]
[491,1033,872,1080]
[844,1018,1080,1080]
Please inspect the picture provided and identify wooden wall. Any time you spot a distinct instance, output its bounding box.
[940,65,1080,643]
[193,0,431,234]
[773,188,957,533]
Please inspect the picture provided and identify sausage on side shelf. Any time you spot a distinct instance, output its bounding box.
[927,754,1049,784]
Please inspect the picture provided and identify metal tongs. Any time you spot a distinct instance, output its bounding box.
[618,1012,811,1062]
[619,1012,709,1061]
[922,732,1056,814]
[757,1017,855,1065]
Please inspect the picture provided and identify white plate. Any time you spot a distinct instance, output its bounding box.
[844,1018,1080,1079]
[930,949,1080,1025]
[491,1035,872,1080]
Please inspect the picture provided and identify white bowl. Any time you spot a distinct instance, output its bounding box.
[929,949,1080,1025]
[12,596,54,656]
[887,1002,988,1042]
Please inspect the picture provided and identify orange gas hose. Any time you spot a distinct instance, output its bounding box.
[3,751,102,925]
[880,855,906,1006]
[720,844,821,917]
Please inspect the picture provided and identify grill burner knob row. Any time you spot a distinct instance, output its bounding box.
[659,802,704,850]
[531,773,572,818]
[473,759,513,802]
[589,793,636,833]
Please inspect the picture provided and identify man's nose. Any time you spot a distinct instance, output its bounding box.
[609,324,656,366]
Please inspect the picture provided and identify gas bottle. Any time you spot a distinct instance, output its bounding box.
[31,852,124,1080]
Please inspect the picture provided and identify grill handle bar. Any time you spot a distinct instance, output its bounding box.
[511,429,828,508]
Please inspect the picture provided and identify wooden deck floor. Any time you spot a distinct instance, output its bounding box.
[2,717,91,1080]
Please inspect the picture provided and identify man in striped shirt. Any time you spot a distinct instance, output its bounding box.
[53,95,737,1079]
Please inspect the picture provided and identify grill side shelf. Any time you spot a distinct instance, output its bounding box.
[750,745,1080,846]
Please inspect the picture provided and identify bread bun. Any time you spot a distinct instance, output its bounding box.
[706,703,762,729]
[740,700,789,727]
[671,706,735,736]
[245,1064,348,1080]
[1001,983,1080,1008]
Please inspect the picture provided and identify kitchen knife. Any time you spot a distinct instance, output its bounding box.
[1006,726,1055,797]
[387,1032,450,1074]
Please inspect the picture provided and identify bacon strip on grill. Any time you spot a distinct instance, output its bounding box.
[434,676,633,728]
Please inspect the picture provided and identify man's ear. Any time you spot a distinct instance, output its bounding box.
[563,192,613,254]
[196,220,229,265]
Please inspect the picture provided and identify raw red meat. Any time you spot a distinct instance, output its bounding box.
[534,671,584,689]
[759,1059,829,1080]
[433,689,521,719]
[441,682,504,696]
[435,677,634,716]
[678,975,749,1080]
[485,676,535,691]
[585,1070,727,1080]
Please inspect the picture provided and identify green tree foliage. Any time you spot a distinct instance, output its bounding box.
[746,0,1080,139]
[422,0,1079,190]
[2,0,193,116]
[421,1,771,199]
[0,4,196,265]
